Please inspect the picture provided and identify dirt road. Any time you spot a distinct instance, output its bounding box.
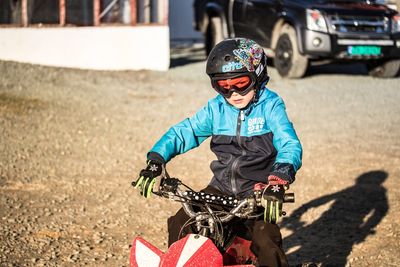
[1,49,400,266]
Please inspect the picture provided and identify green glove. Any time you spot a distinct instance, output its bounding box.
[133,160,163,198]
[261,184,286,224]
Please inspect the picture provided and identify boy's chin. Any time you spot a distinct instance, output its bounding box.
[232,103,247,109]
[230,100,250,109]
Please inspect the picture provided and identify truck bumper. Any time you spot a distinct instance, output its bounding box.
[302,29,400,60]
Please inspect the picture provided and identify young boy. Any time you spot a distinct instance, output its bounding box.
[134,38,302,267]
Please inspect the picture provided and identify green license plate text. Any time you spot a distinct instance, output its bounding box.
[348,46,381,56]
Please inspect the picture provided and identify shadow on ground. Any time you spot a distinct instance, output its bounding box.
[170,44,207,68]
[282,170,389,266]
[306,62,369,77]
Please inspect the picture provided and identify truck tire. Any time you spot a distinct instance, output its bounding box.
[205,17,224,56]
[274,24,308,78]
[367,59,400,78]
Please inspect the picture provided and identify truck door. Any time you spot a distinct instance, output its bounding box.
[232,0,249,38]
[241,0,280,47]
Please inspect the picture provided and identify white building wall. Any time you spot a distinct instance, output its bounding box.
[0,26,170,71]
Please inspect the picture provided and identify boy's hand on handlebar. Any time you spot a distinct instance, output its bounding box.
[261,175,288,224]
[133,160,164,198]
[261,184,286,224]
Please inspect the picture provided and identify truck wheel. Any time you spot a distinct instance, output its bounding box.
[274,25,308,78]
[367,59,400,78]
[205,17,224,56]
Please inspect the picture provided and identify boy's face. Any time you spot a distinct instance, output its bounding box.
[225,89,255,109]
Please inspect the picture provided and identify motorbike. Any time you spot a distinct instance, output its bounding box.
[130,175,294,267]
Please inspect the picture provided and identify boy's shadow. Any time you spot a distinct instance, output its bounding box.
[281,170,389,266]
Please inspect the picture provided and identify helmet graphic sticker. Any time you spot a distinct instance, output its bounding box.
[232,39,263,73]
[222,62,244,73]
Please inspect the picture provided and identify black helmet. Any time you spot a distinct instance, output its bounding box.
[206,38,269,97]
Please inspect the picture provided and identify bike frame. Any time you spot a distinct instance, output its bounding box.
[130,177,293,267]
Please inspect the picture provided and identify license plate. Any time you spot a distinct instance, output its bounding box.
[348,46,381,56]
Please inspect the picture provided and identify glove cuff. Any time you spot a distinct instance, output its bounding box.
[147,152,166,165]
[268,174,288,185]
[270,162,296,184]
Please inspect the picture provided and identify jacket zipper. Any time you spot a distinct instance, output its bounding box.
[230,110,246,195]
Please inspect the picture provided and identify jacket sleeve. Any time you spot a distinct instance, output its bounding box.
[147,103,214,163]
[267,96,302,183]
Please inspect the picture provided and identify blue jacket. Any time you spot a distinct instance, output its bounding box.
[148,87,302,196]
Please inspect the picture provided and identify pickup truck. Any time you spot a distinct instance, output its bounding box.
[193,0,400,78]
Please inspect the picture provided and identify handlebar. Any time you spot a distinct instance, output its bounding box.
[133,177,294,220]
[284,192,295,203]
[133,178,295,209]
[133,177,295,241]
[155,178,294,221]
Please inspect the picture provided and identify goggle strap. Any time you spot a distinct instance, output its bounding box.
[255,62,264,76]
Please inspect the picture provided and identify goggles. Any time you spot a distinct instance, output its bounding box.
[211,74,256,98]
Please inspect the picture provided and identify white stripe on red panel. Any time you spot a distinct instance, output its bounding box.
[135,239,161,267]
[176,235,208,267]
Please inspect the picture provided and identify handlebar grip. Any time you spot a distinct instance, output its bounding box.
[283,193,295,203]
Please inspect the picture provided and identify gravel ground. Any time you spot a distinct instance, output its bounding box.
[1,47,400,267]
